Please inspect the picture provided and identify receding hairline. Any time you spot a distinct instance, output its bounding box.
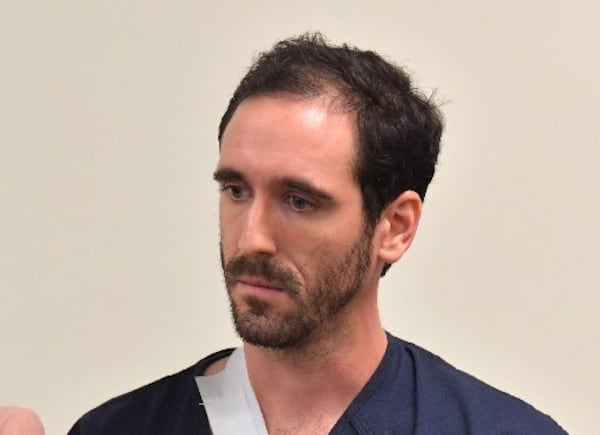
[219,90,360,161]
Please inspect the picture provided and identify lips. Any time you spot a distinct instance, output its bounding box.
[224,255,301,297]
[237,276,284,293]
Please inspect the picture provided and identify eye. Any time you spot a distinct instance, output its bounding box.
[286,195,315,212]
[221,184,250,200]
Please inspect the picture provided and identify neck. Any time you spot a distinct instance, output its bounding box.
[243,299,387,434]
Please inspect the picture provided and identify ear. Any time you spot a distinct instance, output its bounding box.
[375,190,422,265]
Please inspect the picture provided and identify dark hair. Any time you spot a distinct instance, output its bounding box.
[218,33,443,275]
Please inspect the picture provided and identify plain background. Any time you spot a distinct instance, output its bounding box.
[1,1,598,434]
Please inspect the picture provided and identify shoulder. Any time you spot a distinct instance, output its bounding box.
[67,348,234,435]
[387,335,567,434]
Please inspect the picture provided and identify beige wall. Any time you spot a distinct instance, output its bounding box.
[1,1,598,433]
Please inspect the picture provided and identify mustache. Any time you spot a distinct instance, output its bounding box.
[224,255,300,295]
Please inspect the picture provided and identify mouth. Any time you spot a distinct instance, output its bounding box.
[236,276,285,295]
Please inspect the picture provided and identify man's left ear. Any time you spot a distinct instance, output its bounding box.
[375,190,422,264]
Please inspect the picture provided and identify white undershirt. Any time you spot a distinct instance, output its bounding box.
[195,348,268,435]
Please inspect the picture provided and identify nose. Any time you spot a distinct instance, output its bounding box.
[237,198,277,256]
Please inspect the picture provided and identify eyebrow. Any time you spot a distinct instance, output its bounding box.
[280,177,335,202]
[213,167,245,183]
[213,167,335,203]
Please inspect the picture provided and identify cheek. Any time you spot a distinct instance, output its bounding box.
[288,232,343,275]
[307,225,370,273]
[218,217,237,256]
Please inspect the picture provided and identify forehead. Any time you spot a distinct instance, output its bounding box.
[218,95,358,186]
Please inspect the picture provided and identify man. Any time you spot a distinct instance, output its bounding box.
[69,34,565,434]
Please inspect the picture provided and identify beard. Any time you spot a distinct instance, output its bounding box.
[221,227,373,349]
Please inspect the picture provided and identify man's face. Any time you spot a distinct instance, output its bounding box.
[215,95,376,349]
